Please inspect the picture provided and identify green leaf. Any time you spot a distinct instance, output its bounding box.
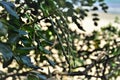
[76,58,84,65]
[102,6,108,11]
[0,1,19,19]
[40,56,56,67]
[44,48,51,54]
[21,36,32,46]
[3,57,13,68]
[47,58,56,67]
[0,21,8,36]
[15,56,42,69]
[0,43,13,67]
[28,72,47,80]
[67,8,74,16]
[37,74,47,80]
[92,13,99,16]
[27,74,39,80]
[98,0,104,2]
[15,29,28,36]
[112,47,120,55]
[111,63,117,67]
[19,47,35,51]
[8,34,20,44]
[40,56,47,62]
[65,2,73,8]
[72,16,85,31]
[94,21,98,26]
[15,46,35,55]
[99,2,106,7]
[21,56,39,68]
[40,3,49,17]
[92,6,98,11]
[93,17,100,21]
[39,46,51,54]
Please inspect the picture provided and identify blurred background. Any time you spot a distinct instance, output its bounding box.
[81,0,120,33]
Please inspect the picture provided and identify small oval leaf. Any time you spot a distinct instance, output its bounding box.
[92,13,99,16]
[93,17,100,21]
[94,21,98,26]
[92,6,98,11]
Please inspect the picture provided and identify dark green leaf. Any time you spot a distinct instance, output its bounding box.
[40,56,47,62]
[48,67,52,77]
[23,26,34,33]
[94,21,98,26]
[8,67,16,73]
[0,21,8,36]
[67,8,74,16]
[93,17,100,21]
[27,74,39,80]
[15,30,28,35]
[21,56,39,69]
[92,6,98,11]
[47,58,56,67]
[80,10,85,15]
[45,19,51,23]
[8,34,20,44]
[15,0,20,4]
[92,13,99,16]
[72,16,85,31]
[37,74,47,80]
[65,2,73,8]
[84,13,87,16]
[19,47,35,50]
[43,48,51,54]
[21,37,32,46]
[4,1,15,8]
[77,24,85,31]
[3,56,13,68]
[80,15,84,20]
[99,3,106,7]
[15,46,35,55]
[0,1,19,19]
[39,46,51,54]
[98,0,104,2]
[0,43,13,67]
[15,56,42,69]
[102,6,108,10]
[85,9,89,12]
[0,43,13,62]
[28,72,47,80]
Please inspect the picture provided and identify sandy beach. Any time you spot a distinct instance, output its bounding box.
[82,12,120,32]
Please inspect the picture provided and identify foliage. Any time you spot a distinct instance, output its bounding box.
[114,16,120,24]
[1,0,120,80]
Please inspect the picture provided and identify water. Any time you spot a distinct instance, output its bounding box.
[105,0,120,4]
[105,0,120,14]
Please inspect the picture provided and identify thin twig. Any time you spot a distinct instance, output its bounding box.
[49,16,70,66]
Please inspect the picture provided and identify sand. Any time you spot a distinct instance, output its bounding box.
[82,12,120,32]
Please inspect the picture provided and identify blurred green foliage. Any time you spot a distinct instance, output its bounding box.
[0,0,120,80]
